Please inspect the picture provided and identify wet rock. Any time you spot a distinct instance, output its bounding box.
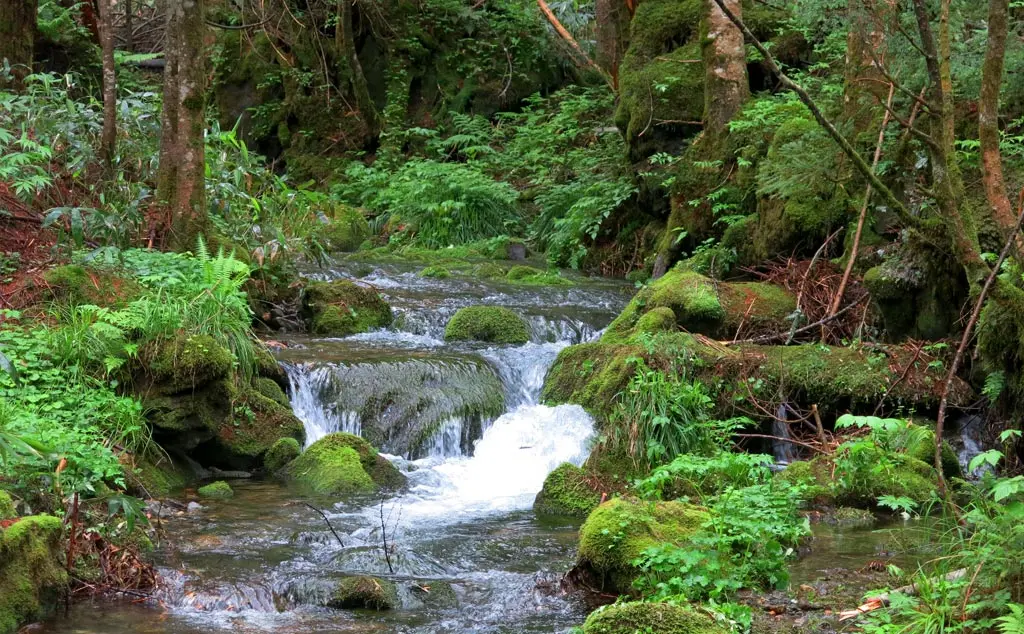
[0,516,69,634]
[282,433,405,496]
[410,580,458,609]
[264,437,301,473]
[534,463,601,518]
[582,601,728,634]
[301,280,393,336]
[197,481,234,499]
[327,576,399,611]
[187,502,203,513]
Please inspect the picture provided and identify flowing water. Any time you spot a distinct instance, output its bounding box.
[39,260,940,633]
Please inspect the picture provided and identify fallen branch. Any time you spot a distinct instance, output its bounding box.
[304,503,344,547]
[726,294,868,345]
[839,568,968,621]
[536,0,611,84]
[736,433,829,455]
[933,187,1024,498]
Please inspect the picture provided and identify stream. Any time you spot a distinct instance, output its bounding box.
[38,261,938,633]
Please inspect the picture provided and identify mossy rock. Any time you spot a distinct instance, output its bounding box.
[127,454,193,498]
[444,306,530,344]
[633,306,677,337]
[583,601,728,634]
[472,262,506,279]
[0,516,68,634]
[253,376,290,407]
[147,334,234,394]
[505,265,573,286]
[40,264,142,308]
[781,450,938,509]
[197,481,234,499]
[603,267,794,341]
[411,580,458,609]
[0,491,15,521]
[327,576,399,611]
[576,498,707,594]
[283,433,405,496]
[419,265,451,279]
[775,460,834,505]
[302,280,393,336]
[534,463,602,518]
[541,342,643,423]
[264,437,302,473]
[319,204,370,252]
[254,345,289,388]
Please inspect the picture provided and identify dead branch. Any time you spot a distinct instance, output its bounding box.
[727,294,869,345]
[303,503,345,547]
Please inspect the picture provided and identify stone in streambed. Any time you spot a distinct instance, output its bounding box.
[583,601,728,634]
[328,576,399,611]
[282,433,405,496]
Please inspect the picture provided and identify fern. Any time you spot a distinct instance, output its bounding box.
[984,370,1007,403]
[998,604,1024,634]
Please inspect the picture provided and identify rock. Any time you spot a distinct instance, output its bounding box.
[126,454,193,498]
[507,240,527,261]
[0,516,68,634]
[534,463,601,518]
[583,601,728,634]
[197,481,234,499]
[283,433,405,496]
[0,491,15,521]
[264,437,302,473]
[147,334,234,395]
[318,204,370,252]
[301,280,393,336]
[504,265,572,286]
[575,498,707,595]
[444,306,530,344]
[410,581,458,609]
[778,449,938,508]
[187,502,203,513]
[327,576,399,611]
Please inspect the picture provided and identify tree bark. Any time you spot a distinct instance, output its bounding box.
[702,0,748,147]
[0,0,38,89]
[843,0,887,130]
[979,0,1019,247]
[596,0,631,87]
[336,0,379,137]
[157,0,209,251]
[98,0,117,168]
[125,0,133,50]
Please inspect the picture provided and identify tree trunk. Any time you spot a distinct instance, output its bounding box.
[596,0,631,87]
[0,0,38,89]
[938,0,955,155]
[98,0,117,168]
[157,0,209,251]
[336,0,379,137]
[979,0,1018,245]
[125,0,133,50]
[702,0,748,147]
[843,0,887,130]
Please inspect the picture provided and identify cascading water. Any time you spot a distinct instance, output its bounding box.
[39,259,631,634]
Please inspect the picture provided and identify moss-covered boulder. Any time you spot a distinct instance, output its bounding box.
[283,433,405,496]
[327,576,399,611]
[411,580,458,609]
[781,449,938,509]
[603,267,795,342]
[576,498,707,594]
[0,491,15,521]
[302,280,394,336]
[253,376,290,407]
[319,204,370,252]
[197,481,234,499]
[264,437,302,473]
[444,306,530,344]
[147,334,235,394]
[0,516,68,634]
[505,265,573,286]
[126,454,193,498]
[583,601,728,634]
[534,463,602,518]
[419,265,451,279]
[40,264,142,308]
[542,343,643,423]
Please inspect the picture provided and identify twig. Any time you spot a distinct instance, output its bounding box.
[828,83,896,326]
[303,503,344,547]
[727,294,868,345]
[736,433,829,455]
[934,187,1024,499]
[812,404,827,445]
[379,495,395,574]
[789,229,840,344]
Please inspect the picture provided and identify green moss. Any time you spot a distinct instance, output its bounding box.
[147,334,234,394]
[444,306,530,344]
[505,265,574,286]
[473,262,506,279]
[0,515,68,634]
[583,601,728,634]
[284,432,405,495]
[832,507,876,526]
[40,265,142,308]
[197,481,234,499]
[302,280,393,336]
[129,455,192,498]
[577,498,707,594]
[633,306,677,336]
[534,463,602,518]
[0,492,14,520]
[507,265,543,281]
[215,380,306,463]
[264,437,301,473]
[319,204,370,252]
[328,576,399,610]
[412,580,458,608]
[419,265,451,279]
[541,343,643,423]
[775,460,834,505]
[253,376,290,407]
[781,451,938,509]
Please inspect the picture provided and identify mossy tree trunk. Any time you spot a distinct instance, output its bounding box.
[336,0,379,138]
[0,0,38,89]
[842,0,888,131]
[157,0,209,251]
[701,0,747,148]
[595,0,631,87]
[98,0,117,168]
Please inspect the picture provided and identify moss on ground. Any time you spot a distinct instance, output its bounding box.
[0,516,68,634]
[505,265,573,286]
[318,204,370,252]
[147,334,234,394]
[197,481,234,499]
[577,498,707,594]
[302,280,393,336]
[283,432,405,496]
[127,454,192,498]
[534,463,602,518]
[40,264,143,308]
[264,437,301,473]
[444,306,530,344]
[419,265,451,279]
[583,601,728,634]
[327,576,399,610]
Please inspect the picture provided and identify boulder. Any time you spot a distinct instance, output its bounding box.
[583,601,728,634]
[327,576,399,611]
[534,463,602,518]
[283,433,405,496]
[0,516,68,634]
[301,280,393,336]
[197,481,234,499]
[444,306,530,344]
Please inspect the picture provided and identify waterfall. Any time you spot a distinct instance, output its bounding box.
[772,403,798,465]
